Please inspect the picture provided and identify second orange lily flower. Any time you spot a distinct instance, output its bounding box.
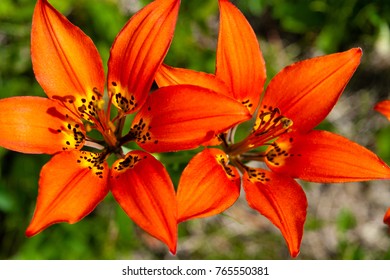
[156,0,390,257]
[0,0,251,253]
[374,100,390,227]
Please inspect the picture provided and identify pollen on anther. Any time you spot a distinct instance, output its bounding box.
[241,99,253,109]
[247,168,271,183]
[131,118,153,144]
[76,151,106,179]
[114,154,143,172]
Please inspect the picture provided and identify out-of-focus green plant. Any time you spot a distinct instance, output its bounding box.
[236,0,390,54]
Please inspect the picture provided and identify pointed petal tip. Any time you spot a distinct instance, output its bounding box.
[25,226,39,238]
[345,47,363,65]
[169,244,177,255]
[32,0,104,102]
[343,47,362,59]
[25,215,79,238]
[25,220,64,238]
[354,47,363,55]
[290,249,300,258]
[350,47,363,62]
[374,100,390,120]
[25,151,109,237]
[262,47,363,133]
[216,0,266,114]
[108,0,180,114]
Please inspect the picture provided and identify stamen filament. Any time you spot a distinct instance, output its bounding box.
[225,108,293,156]
[240,152,267,162]
[84,140,105,150]
[227,125,238,145]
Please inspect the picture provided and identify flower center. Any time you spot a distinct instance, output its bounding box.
[226,106,293,158]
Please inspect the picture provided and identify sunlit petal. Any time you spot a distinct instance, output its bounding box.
[26,151,109,236]
[243,168,307,257]
[132,85,251,153]
[0,96,85,154]
[31,0,105,109]
[155,64,230,96]
[177,148,240,222]
[261,48,362,132]
[154,65,227,147]
[108,0,180,114]
[266,130,390,182]
[110,151,177,254]
[374,100,390,121]
[216,0,266,114]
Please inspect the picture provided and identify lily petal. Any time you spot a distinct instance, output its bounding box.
[243,168,307,258]
[266,130,390,182]
[177,148,240,223]
[384,208,390,227]
[108,0,180,114]
[261,48,362,132]
[0,96,85,154]
[31,0,105,108]
[155,64,231,96]
[216,0,266,114]
[26,151,109,236]
[154,66,231,146]
[374,100,390,121]
[110,151,177,254]
[132,85,251,153]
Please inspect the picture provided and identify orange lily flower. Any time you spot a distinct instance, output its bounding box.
[156,0,390,257]
[374,100,390,227]
[0,0,250,254]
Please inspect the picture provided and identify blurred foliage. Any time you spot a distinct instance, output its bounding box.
[0,0,390,259]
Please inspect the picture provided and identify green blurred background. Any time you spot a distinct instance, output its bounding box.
[1,0,390,259]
